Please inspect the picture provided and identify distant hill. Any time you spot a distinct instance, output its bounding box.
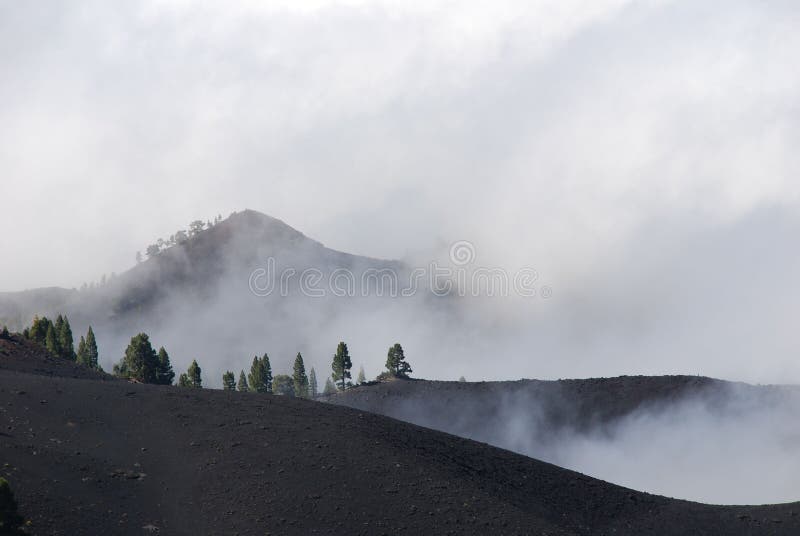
[319,375,740,450]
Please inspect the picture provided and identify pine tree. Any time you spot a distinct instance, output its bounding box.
[57,316,76,360]
[85,326,99,369]
[76,336,88,365]
[309,367,318,398]
[156,347,175,385]
[385,343,412,378]
[178,373,190,387]
[248,354,273,393]
[26,316,38,341]
[261,353,272,393]
[272,374,295,396]
[247,356,261,392]
[187,360,202,388]
[292,352,309,398]
[323,377,337,395]
[189,220,205,237]
[45,324,60,356]
[237,370,248,392]
[29,315,52,346]
[0,326,9,340]
[222,371,236,390]
[115,333,159,383]
[54,315,65,346]
[331,341,352,391]
[357,365,366,384]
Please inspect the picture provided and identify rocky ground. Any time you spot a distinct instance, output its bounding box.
[2,336,799,535]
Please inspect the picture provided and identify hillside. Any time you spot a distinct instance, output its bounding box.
[2,343,800,534]
[0,210,404,329]
[0,334,110,381]
[319,375,728,436]
[320,375,800,504]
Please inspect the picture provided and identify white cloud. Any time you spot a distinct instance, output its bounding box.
[1,0,799,383]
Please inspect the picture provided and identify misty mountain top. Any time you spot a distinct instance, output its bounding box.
[0,209,423,384]
[0,209,405,329]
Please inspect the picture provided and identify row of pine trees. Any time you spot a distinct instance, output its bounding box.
[114,336,412,397]
[216,340,412,397]
[10,315,414,397]
[22,315,101,370]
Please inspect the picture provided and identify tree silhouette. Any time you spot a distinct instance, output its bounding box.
[56,315,76,360]
[323,377,337,395]
[189,220,205,237]
[45,324,59,356]
[273,374,295,396]
[385,343,412,378]
[84,326,99,369]
[156,347,175,385]
[115,333,159,383]
[331,341,352,391]
[187,360,202,388]
[293,352,309,398]
[222,371,236,390]
[357,366,366,384]
[76,336,87,365]
[248,354,272,393]
[309,368,318,398]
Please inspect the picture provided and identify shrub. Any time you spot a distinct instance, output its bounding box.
[272,374,295,397]
[376,371,397,382]
[0,478,23,533]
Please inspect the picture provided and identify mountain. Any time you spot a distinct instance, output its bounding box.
[0,210,403,327]
[1,338,799,535]
[0,210,417,380]
[320,375,728,437]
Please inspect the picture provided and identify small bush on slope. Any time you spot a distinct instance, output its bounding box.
[0,478,23,534]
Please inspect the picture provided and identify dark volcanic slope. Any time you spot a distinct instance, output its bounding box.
[319,376,731,446]
[1,349,799,535]
[0,336,110,381]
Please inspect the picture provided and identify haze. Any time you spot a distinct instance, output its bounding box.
[3,0,800,509]
[2,0,799,386]
[3,1,799,386]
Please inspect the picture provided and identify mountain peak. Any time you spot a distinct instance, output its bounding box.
[215,209,317,248]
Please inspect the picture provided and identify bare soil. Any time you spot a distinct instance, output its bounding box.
[2,337,799,535]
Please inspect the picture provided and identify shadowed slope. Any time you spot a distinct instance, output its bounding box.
[319,376,728,442]
[1,346,799,534]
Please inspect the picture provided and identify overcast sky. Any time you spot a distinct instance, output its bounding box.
[2,0,799,382]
